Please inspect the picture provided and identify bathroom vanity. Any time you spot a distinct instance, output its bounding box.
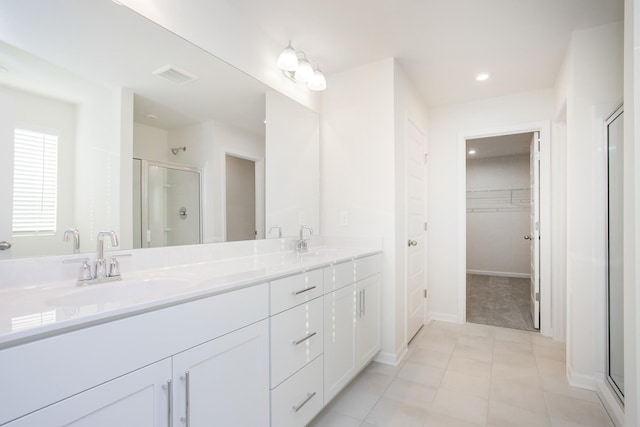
[0,243,382,427]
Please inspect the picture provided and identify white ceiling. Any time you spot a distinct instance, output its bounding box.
[466,133,533,159]
[0,0,268,137]
[230,0,624,107]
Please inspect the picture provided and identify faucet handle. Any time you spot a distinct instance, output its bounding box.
[269,225,282,238]
[108,254,131,278]
[63,258,93,284]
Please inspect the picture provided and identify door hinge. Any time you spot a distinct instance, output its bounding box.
[424,222,428,231]
[424,153,428,164]
[535,292,540,302]
[424,289,427,298]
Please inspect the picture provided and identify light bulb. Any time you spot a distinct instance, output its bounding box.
[277,42,298,72]
[308,69,327,91]
[294,58,314,83]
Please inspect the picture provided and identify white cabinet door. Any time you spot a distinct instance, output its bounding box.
[356,274,381,369]
[6,359,171,427]
[323,284,356,403]
[171,319,270,427]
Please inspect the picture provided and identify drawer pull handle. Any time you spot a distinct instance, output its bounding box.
[292,391,317,413]
[179,371,191,426]
[292,285,317,295]
[162,380,173,427]
[293,331,317,345]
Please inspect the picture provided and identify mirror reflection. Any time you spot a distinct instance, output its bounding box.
[0,0,319,259]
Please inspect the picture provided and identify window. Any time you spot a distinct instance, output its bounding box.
[12,128,58,235]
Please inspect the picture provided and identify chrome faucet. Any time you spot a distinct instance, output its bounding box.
[269,225,282,238]
[63,231,129,286]
[296,225,313,252]
[63,228,80,254]
[95,231,118,279]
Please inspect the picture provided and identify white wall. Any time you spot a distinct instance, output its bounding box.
[557,22,623,390]
[133,122,169,163]
[322,58,397,359]
[624,0,639,424]
[73,85,123,255]
[427,89,554,322]
[266,90,319,238]
[466,154,530,277]
[0,85,77,257]
[322,58,428,363]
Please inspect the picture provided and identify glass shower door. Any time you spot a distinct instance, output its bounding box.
[606,105,624,402]
[136,160,201,248]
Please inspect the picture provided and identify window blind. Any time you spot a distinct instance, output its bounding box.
[12,128,58,234]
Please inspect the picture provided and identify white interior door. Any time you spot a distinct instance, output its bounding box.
[529,132,541,329]
[406,119,426,341]
[0,93,15,260]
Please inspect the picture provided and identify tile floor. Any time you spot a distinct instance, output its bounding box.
[466,275,536,332]
[309,321,614,427]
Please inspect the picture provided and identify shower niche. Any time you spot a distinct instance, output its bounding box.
[133,158,202,249]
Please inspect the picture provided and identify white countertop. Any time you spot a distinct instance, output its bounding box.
[0,246,381,349]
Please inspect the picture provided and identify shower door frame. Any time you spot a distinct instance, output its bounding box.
[136,158,203,248]
[604,104,625,405]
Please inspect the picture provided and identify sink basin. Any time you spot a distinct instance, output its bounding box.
[47,277,192,307]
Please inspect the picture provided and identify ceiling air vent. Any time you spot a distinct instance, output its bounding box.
[152,65,198,85]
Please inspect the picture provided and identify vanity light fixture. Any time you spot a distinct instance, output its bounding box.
[277,41,327,91]
[308,66,327,91]
[476,73,490,81]
[277,41,298,72]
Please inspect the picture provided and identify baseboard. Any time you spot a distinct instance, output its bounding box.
[466,269,530,279]
[374,345,408,367]
[596,378,624,427]
[427,312,459,324]
[567,364,597,391]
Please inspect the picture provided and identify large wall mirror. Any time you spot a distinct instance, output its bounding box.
[0,0,319,259]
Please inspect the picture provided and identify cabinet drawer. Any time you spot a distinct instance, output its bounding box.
[270,298,323,387]
[270,269,323,315]
[271,356,324,427]
[323,260,355,292]
[356,253,382,281]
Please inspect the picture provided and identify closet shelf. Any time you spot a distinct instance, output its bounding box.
[466,187,530,213]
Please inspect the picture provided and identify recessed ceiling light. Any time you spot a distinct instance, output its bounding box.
[476,73,490,81]
[468,149,477,155]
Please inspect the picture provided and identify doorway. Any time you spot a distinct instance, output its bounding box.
[465,132,537,331]
[225,154,257,241]
[459,122,551,336]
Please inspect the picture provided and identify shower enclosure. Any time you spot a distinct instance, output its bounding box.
[606,105,624,403]
[133,158,202,249]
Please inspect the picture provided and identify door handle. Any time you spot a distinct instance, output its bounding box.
[408,240,418,247]
[0,241,11,250]
[524,235,532,240]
